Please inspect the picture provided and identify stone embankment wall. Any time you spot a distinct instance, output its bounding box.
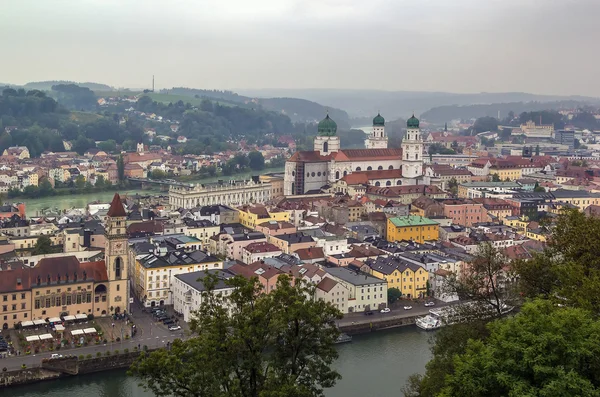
[1,350,154,388]
[339,314,421,335]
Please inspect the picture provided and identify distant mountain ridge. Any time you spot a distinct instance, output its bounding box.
[236,88,600,120]
[2,80,113,91]
[163,87,350,128]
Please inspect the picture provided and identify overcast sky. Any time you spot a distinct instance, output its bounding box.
[1,0,598,96]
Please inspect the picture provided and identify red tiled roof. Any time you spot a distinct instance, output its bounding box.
[107,193,127,217]
[288,151,331,162]
[333,148,403,161]
[341,169,403,185]
[295,247,325,261]
[244,242,281,254]
[316,277,338,293]
[367,185,445,197]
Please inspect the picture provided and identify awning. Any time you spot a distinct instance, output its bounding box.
[75,314,88,320]
[48,317,62,323]
[71,329,84,336]
[63,315,76,321]
[25,335,40,342]
[54,324,65,331]
[21,321,34,327]
[83,328,97,334]
[33,319,47,325]
[39,334,53,340]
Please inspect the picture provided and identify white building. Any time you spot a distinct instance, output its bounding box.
[284,114,425,196]
[173,270,236,322]
[323,266,387,313]
[169,179,272,208]
[315,277,350,314]
[364,113,388,149]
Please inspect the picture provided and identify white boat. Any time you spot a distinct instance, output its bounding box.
[415,314,442,331]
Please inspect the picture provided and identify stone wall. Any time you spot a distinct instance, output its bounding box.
[78,351,142,374]
[0,367,63,388]
[339,314,421,335]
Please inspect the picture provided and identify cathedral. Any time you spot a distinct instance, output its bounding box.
[284,113,425,195]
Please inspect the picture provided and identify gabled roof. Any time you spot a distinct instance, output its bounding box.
[333,148,403,161]
[316,277,338,293]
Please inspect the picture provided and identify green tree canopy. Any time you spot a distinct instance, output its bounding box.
[473,116,498,133]
[31,235,55,255]
[437,300,600,397]
[388,287,402,304]
[130,274,342,397]
[248,151,265,171]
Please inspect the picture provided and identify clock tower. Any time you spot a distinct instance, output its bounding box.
[105,193,129,314]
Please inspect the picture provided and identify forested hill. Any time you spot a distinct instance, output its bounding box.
[23,81,113,91]
[163,87,350,128]
[422,100,597,123]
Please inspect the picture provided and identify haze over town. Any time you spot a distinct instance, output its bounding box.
[2,0,600,96]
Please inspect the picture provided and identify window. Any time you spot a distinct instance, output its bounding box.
[1,305,5,312]
[34,300,40,309]
[21,303,25,310]
[2,296,5,302]
[12,294,16,301]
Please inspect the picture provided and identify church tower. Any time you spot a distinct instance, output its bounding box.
[365,113,388,149]
[402,114,424,183]
[105,193,129,314]
[314,114,340,155]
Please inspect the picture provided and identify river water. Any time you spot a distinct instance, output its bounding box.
[4,326,432,397]
[21,167,285,217]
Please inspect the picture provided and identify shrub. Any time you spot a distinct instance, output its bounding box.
[88,314,94,320]
[125,335,129,340]
[116,337,120,342]
[55,345,61,351]
[124,348,129,353]
[114,349,119,355]
[103,339,107,344]
[25,351,31,355]
[78,355,84,360]
[96,352,101,357]
[3,367,7,372]
[21,364,26,369]
[105,350,111,356]
[86,354,92,359]
[133,346,138,351]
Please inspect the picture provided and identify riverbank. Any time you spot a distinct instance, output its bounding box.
[17,166,284,216]
[1,326,433,397]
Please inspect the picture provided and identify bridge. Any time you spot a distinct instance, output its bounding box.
[127,177,191,190]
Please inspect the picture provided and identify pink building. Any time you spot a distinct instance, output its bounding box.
[442,199,489,227]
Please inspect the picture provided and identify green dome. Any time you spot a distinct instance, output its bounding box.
[318,114,337,136]
[373,113,385,126]
[407,114,419,128]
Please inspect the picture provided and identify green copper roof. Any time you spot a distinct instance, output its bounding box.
[373,113,385,126]
[407,114,419,128]
[318,114,337,136]
[389,215,438,227]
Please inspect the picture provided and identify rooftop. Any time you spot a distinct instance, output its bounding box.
[389,216,438,227]
[324,266,385,286]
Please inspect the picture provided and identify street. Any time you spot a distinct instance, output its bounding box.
[336,299,451,327]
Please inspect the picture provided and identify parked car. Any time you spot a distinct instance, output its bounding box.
[168,325,181,331]
[380,308,391,313]
[364,311,374,316]
[424,302,435,307]
[403,306,413,310]
[50,354,63,359]
[163,320,175,325]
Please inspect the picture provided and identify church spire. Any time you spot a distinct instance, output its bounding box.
[107,193,127,217]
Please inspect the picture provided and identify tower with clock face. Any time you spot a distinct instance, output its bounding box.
[105,193,129,314]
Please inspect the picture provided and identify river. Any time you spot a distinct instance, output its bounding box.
[21,167,285,217]
[3,326,432,397]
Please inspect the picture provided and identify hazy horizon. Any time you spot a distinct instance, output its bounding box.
[2,0,599,97]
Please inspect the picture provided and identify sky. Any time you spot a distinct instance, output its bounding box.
[1,0,599,96]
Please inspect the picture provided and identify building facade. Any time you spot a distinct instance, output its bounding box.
[169,179,272,209]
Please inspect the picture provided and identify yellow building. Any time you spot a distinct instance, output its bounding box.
[237,205,290,230]
[259,175,285,199]
[387,216,439,244]
[367,258,429,299]
[504,216,529,234]
[489,167,522,181]
[184,220,220,250]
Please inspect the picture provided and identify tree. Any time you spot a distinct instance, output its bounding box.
[473,116,498,133]
[130,274,343,397]
[117,155,125,182]
[75,175,86,189]
[388,287,402,304]
[533,182,545,192]
[248,151,265,171]
[447,178,458,196]
[32,235,54,255]
[437,300,600,397]
[97,139,117,153]
[491,173,501,182]
[515,209,600,312]
[150,169,167,179]
[443,242,516,319]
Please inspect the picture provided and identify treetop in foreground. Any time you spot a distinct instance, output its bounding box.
[130,274,343,397]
